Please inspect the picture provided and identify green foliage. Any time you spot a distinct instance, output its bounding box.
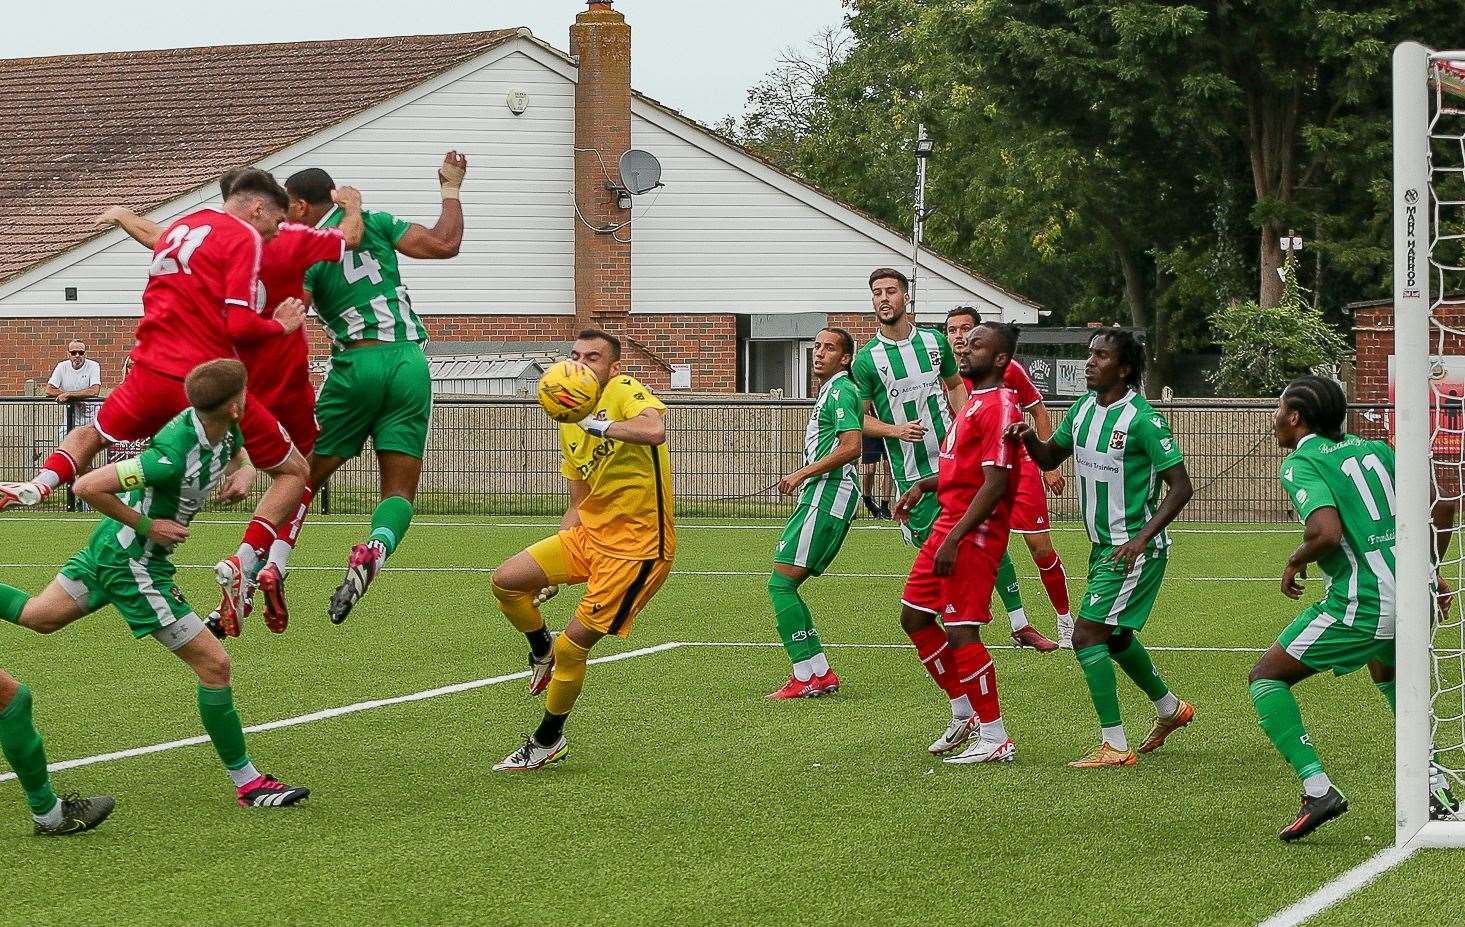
[1209,253,1352,396]
[720,0,1461,392]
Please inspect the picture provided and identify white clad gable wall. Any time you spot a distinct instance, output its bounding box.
[0,48,577,318]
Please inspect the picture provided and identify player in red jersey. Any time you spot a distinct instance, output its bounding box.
[946,307,1074,648]
[93,171,365,634]
[0,170,311,633]
[894,321,1024,765]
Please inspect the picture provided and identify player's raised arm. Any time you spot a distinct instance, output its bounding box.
[395,151,466,259]
[95,205,164,250]
[331,185,365,249]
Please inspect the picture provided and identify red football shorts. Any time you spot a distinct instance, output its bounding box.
[94,362,295,470]
[901,529,1002,627]
[1011,460,1051,534]
[257,385,318,457]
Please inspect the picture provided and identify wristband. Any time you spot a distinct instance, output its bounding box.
[135,515,153,538]
[440,183,461,200]
[579,416,612,438]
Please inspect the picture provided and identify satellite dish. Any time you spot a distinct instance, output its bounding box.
[618,149,663,195]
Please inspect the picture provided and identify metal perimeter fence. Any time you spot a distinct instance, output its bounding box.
[0,396,1394,523]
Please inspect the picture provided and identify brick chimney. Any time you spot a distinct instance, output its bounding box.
[571,0,632,331]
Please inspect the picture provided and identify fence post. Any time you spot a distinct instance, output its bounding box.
[64,401,77,513]
[320,478,332,515]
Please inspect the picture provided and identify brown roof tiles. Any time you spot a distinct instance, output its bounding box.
[0,30,519,283]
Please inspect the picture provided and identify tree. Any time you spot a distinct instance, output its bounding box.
[1209,250,1352,396]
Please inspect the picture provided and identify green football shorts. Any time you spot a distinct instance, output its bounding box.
[1278,604,1394,676]
[58,547,195,641]
[774,504,853,576]
[1078,545,1168,630]
[899,490,941,548]
[315,341,433,460]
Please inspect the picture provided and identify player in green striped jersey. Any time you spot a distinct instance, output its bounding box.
[0,360,309,824]
[1248,376,1407,840]
[1017,330,1196,768]
[766,327,863,699]
[283,153,467,622]
[849,267,968,547]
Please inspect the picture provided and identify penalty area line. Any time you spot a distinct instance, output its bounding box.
[0,641,684,785]
[1255,844,1418,927]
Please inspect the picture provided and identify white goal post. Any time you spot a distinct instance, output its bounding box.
[1394,40,1465,849]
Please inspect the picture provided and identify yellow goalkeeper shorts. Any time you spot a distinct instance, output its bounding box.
[526,526,672,637]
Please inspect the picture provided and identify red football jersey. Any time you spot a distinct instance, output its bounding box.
[237,224,344,406]
[130,207,262,378]
[934,386,1024,547]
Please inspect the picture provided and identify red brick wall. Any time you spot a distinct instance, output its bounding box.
[0,312,740,395]
[1353,302,1465,404]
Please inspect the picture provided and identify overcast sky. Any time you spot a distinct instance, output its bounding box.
[1,0,848,124]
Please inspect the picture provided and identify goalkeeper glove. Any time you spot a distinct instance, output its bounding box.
[578,416,612,438]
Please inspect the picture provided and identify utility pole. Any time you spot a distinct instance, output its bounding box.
[911,124,933,313]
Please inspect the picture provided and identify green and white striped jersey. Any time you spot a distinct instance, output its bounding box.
[849,327,958,487]
[1281,433,1397,636]
[304,207,428,352]
[88,409,240,566]
[1053,390,1184,551]
[798,370,863,520]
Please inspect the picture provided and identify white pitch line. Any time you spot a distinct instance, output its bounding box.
[0,563,1286,583]
[0,641,683,785]
[2,516,1304,535]
[1256,844,1418,927]
[676,641,1268,654]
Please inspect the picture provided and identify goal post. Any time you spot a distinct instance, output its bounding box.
[1394,40,1465,849]
[1393,39,1434,848]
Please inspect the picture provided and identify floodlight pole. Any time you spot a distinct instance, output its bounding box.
[912,123,930,313]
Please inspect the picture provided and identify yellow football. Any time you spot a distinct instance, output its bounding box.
[537,360,602,423]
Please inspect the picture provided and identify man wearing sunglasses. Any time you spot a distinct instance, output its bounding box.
[45,342,101,405]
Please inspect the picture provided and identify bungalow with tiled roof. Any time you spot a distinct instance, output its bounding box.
[0,1,1038,397]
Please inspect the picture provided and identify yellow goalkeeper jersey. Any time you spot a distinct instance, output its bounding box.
[559,374,676,561]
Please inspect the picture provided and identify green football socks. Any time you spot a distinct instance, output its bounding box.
[996,554,1024,615]
[0,582,30,624]
[368,495,414,558]
[0,685,59,816]
[770,572,822,666]
[1250,678,1325,781]
[1111,635,1171,702]
[197,685,252,774]
[1076,644,1123,729]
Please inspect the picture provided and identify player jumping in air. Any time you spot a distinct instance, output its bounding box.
[945,307,1071,649]
[95,172,365,634]
[280,152,467,623]
[1247,376,1431,840]
[1014,329,1196,767]
[896,322,1024,763]
[488,330,676,770]
[0,360,309,810]
[0,171,312,634]
[766,327,862,699]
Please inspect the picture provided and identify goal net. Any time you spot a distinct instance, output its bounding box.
[1394,43,1465,848]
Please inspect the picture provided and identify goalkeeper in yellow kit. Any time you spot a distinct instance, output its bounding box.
[489,329,676,770]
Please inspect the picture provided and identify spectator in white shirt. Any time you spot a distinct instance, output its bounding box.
[46,341,101,403]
